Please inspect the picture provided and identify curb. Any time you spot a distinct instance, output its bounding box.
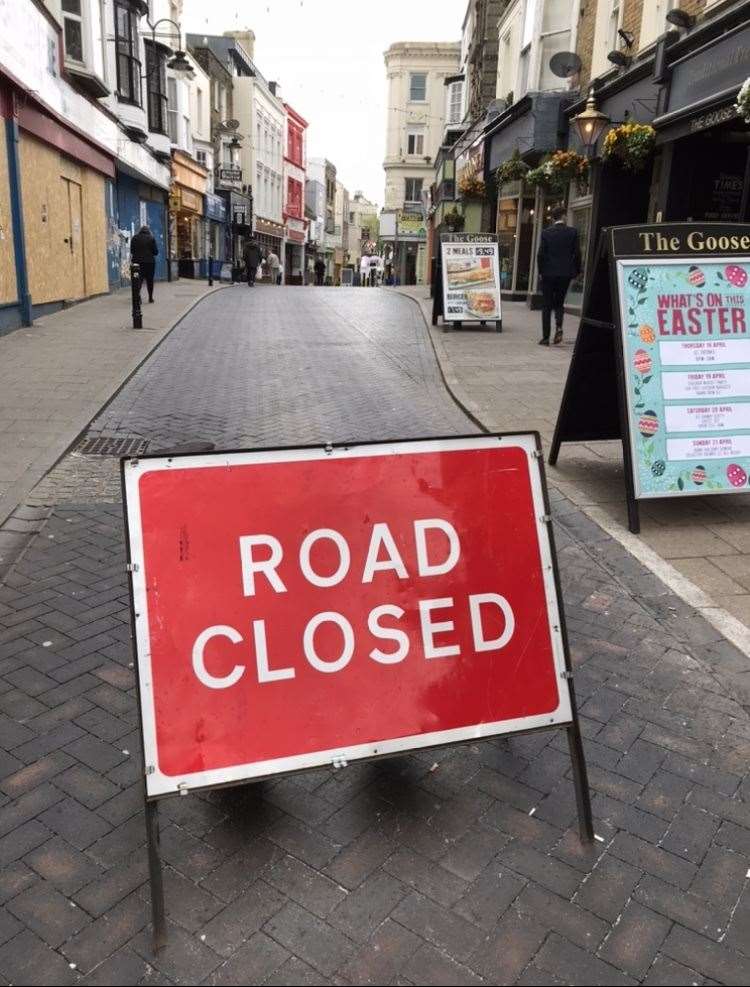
[0,282,230,529]
[391,285,750,664]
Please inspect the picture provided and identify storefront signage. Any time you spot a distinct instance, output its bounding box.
[397,211,426,240]
[665,23,750,116]
[123,436,592,945]
[176,187,202,214]
[551,224,750,531]
[688,104,738,135]
[216,167,242,186]
[204,194,226,223]
[440,234,503,326]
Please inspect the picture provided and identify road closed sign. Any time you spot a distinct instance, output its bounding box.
[123,435,574,798]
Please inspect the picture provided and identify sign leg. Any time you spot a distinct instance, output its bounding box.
[145,800,167,950]
[566,721,594,844]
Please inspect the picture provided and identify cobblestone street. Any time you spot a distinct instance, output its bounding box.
[1,287,750,985]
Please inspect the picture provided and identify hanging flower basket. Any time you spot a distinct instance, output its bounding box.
[736,77,750,124]
[457,163,486,198]
[546,150,589,195]
[524,156,567,195]
[443,208,464,232]
[495,150,529,188]
[602,122,656,172]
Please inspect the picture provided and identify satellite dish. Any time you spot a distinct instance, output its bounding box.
[223,119,240,131]
[549,51,582,79]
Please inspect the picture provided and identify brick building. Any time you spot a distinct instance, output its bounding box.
[567,0,750,302]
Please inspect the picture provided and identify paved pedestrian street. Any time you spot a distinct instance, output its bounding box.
[1,287,750,986]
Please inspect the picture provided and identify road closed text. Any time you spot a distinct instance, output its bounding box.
[192,518,516,688]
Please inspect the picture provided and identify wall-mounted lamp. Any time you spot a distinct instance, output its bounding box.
[666,8,695,30]
[572,92,611,153]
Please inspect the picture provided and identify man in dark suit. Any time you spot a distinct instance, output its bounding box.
[130,225,159,303]
[536,205,581,345]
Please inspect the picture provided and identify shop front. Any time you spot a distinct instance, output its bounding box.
[255,217,285,282]
[215,189,252,281]
[653,16,750,226]
[170,150,208,279]
[284,217,307,284]
[203,193,227,280]
[486,91,576,305]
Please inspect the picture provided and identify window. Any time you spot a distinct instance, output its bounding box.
[62,0,84,64]
[114,1,140,105]
[409,72,427,101]
[167,77,178,143]
[145,42,167,134]
[445,80,463,125]
[212,81,219,111]
[196,88,203,134]
[640,0,676,49]
[407,128,425,155]
[539,0,573,90]
[404,177,423,203]
[607,0,622,53]
[196,149,207,166]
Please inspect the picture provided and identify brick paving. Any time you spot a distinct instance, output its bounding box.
[0,286,748,985]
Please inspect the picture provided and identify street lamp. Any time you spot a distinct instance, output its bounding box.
[572,92,610,156]
[143,17,195,80]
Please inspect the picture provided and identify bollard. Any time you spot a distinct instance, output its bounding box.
[131,263,142,329]
[208,251,213,287]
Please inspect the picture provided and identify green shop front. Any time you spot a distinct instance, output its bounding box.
[485,91,576,305]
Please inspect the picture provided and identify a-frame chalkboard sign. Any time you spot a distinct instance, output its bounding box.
[550,223,750,534]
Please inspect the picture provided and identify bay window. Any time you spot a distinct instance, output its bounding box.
[115,1,141,105]
[145,42,167,135]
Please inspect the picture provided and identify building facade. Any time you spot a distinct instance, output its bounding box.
[568,0,747,314]
[283,102,308,284]
[308,156,337,282]
[1,0,174,332]
[382,41,461,284]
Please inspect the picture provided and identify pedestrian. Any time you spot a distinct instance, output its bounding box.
[266,249,280,285]
[314,257,326,286]
[242,237,262,287]
[360,254,370,286]
[130,225,158,303]
[369,255,379,287]
[536,205,581,346]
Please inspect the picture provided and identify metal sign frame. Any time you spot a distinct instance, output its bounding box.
[121,432,592,948]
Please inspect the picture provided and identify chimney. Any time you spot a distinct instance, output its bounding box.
[223,29,255,59]
[269,81,281,98]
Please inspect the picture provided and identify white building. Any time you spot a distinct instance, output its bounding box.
[382,41,460,284]
[228,31,286,266]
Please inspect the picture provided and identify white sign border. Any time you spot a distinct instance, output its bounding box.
[616,256,750,499]
[123,434,573,798]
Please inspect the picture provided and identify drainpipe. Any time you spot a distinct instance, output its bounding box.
[5,100,32,326]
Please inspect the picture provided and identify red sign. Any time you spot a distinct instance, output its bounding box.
[124,436,572,797]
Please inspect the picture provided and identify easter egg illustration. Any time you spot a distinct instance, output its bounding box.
[692,465,706,486]
[639,325,655,344]
[651,460,666,477]
[634,349,652,375]
[725,265,747,288]
[638,411,659,438]
[727,463,747,487]
[628,268,648,291]
[688,265,705,288]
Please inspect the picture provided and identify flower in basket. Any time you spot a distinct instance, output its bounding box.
[495,149,529,188]
[547,150,589,194]
[458,163,486,198]
[736,77,750,124]
[525,156,566,193]
[602,122,656,172]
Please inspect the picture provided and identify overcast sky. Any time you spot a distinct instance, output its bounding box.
[182,0,463,206]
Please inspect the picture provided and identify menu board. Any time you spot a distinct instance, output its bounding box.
[441,235,502,324]
[617,257,750,497]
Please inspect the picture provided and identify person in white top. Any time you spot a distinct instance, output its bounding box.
[360,254,370,286]
[266,251,280,285]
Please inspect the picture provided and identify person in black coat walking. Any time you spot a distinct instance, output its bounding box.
[130,225,159,303]
[243,238,262,286]
[536,206,581,345]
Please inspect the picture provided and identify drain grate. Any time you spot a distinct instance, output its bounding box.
[77,436,151,457]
